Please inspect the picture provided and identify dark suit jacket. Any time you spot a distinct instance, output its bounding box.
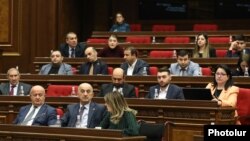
[59,42,86,57]
[13,104,57,126]
[61,102,106,128]
[78,59,108,75]
[98,83,136,98]
[120,59,149,76]
[209,47,216,57]
[0,82,32,95]
[146,84,184,99]
[226,48,250,57]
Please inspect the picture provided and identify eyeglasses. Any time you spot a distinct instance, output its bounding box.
[215,73,227,76]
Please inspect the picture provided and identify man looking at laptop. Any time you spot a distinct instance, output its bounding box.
[146,67,184,99]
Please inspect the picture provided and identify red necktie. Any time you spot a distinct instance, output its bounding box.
[9,85,16,96]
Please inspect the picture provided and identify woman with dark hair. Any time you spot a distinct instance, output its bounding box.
[206,64,239,107]
[110,12,130,32]
[100,91,139,136]
[232,54,250,76]
[193,33,216,58]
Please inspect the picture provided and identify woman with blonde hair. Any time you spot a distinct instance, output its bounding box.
[100,91,139,136]
[193,33,216,58]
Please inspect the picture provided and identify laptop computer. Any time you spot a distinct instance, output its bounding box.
[182,88,213,100]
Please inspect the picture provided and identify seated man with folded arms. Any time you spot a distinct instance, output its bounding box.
[13,85,57,126]
[98,67,136,98]
[121,46,149,76]
[61,83,106,128]
[0,68,32,96]
[169,49,201,76]
[227,34,250,57]
[39,50,73,75]
[146,67,184,99]
[79,47,108,75]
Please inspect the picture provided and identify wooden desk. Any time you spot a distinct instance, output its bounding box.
[0,124,146,141]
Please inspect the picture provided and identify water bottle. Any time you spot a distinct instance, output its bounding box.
[75,115,81,128]
[244,67,249,77]
[142,67,147,76]
[154,88,159,99]
[70,86,77,97]
[19,86,24,96]
[172,50,177,58]
[152,36,156,44]
[53,115,62,127]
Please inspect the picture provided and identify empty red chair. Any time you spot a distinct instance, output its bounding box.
[149,67,158,76]
[149,51,173,58]
[87,38,107,43]
[126,36,151,44]
[152,24,176,31]
[216,49,227,57]
[208,37,229,44]
[56,108,64,118]
[193,24,218,31]
[47,85,78,97]
[200,67,212,76]
[164,37,190,43]
[237,88,250,125]
[135,87,139,98]
[130,24,141,31]
[108,67,113,75]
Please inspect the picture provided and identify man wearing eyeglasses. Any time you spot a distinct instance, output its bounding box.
[98,67,136,98]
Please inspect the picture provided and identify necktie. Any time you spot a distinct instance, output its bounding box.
[79,106,85,122]
[180,68,186,76]
[89,63,94,75]
[9,85,16,96]
[71,48,75,58]
[22,106,37,125]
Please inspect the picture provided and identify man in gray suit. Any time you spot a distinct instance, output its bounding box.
[98,67,136,98]
[39,50,73,75]
[61,83,106,128]
[146,67,184,99]
[169,49,201,76]
[0,68,32,95]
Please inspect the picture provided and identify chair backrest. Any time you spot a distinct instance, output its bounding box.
[56,108,64,118]
[86,38,107,43]
[149,66,158,75]
[108,67,113,75]
[216,49,227,57]
[71,67,78,74]
[152,24,176,31]
[138,120,164,141]
[130,24,141,31]
[200,67,212,76]
[135,87,139,98]
[237,88,250,125]
[208,37,229,44]
[46,85,78,97]
[193,24,218,31]
[149,51,173,58]
[126,36,151,44]
[164,37,190,43]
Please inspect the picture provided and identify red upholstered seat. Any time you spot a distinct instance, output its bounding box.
[208,37,229,44]
[193,24,218,31]
[164,37,190,43]
[200,67,212,76]
[86,38,107,43]
[47,85,78,97]
[56,108,64,118]
[149,51,173,58]
[237,88,250,125]
[126,36,151,44]
[108,67,113,75]
[152,24,176,31]
[149,67,158,76]
[71,67,78,74]
[216,49,227,57]
[130,24,141,31]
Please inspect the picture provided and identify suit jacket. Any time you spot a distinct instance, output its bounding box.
[110,23,130,32]
[39,63,73,75]
[169,61,201,76]
[98,83,136,98]
[0,82,32,95]
[146,84,184,99]
[61,102,106,128]
[206,83,239,107]
[13,104,57,126]
[120,59,149,76]
[59,42,86,57]
[78,59,108,75]
[226,48,250,57]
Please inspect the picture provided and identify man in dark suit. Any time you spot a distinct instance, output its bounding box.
[13,85,57,126]
[227,34,250,57]
[121,46,149,76]
[59,32,86,58]
[61,83,106,128]
[146,67,184,99]
[98,67,136,98]
[0,68,32,95]
[79,47,108,75]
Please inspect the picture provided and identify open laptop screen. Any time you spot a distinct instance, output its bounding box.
[182,88,213,100]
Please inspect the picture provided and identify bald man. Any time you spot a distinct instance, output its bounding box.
[13,85,57,126]
[79,47,108,75]
[61,83,106,128]
[98,67,136,98]
[0,68,32,95]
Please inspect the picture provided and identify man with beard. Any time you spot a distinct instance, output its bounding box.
[169,49,201,76]
[98,67,136,98]
[146,67,184,99]
[39,50,73,75]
